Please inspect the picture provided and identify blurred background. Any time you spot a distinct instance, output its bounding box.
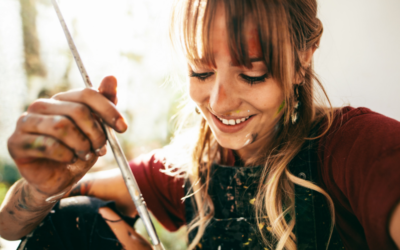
[0,0,399,249]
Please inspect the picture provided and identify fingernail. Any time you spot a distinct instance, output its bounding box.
[95,146,107,156]
[115,117,127,132]
[84,152,93,161]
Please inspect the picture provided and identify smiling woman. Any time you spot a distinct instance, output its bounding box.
[1,0,400,250]
[168,0,336,249]
[187,6,286,153]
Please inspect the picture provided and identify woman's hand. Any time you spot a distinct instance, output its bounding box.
[7,76,127,198]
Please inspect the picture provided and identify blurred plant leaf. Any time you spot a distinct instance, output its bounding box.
[120,52,143,63]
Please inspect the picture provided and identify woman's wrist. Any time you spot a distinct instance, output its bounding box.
[15,180,52,211]
[0,180,59,240]
[17,180,71,211]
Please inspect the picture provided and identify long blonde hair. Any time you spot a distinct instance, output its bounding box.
[167,0,337,249]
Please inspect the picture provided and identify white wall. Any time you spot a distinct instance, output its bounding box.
[316,0,400,120]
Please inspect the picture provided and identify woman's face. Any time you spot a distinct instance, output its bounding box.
[188,7,284,160]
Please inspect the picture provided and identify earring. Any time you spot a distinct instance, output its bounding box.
[195,107,201,114]
[291,84,301,124]
[315,43,319,49]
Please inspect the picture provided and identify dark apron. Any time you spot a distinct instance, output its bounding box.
[185,137,345,250]
[17,196,138,250]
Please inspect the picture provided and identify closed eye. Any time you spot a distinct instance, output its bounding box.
[189,71,214,81]
[240,73,269,85]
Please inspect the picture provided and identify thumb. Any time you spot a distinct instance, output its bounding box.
[98,76,118,105]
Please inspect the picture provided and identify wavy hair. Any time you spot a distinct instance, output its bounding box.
[166,0,337,249]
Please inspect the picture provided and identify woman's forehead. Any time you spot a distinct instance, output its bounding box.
[210,6,263,62]
[246,28,263,59]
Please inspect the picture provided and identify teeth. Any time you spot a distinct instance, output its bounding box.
[218,116,251,125]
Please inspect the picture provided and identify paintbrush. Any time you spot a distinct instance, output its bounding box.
[50,0,164,249]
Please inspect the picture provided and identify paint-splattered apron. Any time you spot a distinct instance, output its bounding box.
[17,196,136,250]
[185,137,345,250]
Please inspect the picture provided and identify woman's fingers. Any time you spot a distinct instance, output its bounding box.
[9,76,123,168]
[17,113,94,161]
[98,76,118,105]
[27,99,107,152]
[52,88,127,133]
[8,133,76,164]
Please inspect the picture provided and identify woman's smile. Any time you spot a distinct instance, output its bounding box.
[209,110,255,134]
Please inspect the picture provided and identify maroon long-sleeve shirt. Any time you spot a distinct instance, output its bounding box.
[129,107,400,250]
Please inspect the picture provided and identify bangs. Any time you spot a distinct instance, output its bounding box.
[174,0,293,80]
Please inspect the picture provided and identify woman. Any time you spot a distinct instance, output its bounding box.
[1,0,399,249]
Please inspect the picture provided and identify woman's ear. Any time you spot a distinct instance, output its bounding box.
[301,44,318,68]
[293,43,319,84]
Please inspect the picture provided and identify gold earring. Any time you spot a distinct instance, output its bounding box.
[291,84,301,124]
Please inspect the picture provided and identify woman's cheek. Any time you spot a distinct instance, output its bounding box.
[252,81,284,111]
[188,80,209,105]
[188,80,199,103]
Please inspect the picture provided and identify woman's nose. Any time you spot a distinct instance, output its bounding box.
[209,74,241,115]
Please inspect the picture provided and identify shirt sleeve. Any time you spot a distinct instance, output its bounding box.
[129,149,186,231]
[319,107,400,249]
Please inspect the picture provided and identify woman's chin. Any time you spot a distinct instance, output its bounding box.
[214,136,252,151]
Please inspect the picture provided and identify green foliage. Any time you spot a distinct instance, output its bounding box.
[135,215,187,250]
[0,162,20,185]
[0,182,10,204]
[0,161,20,204]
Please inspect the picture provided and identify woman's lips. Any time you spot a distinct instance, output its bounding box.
[210,113,254,133]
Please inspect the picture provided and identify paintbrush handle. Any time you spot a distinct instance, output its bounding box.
[51,0,164,248]
[105,126,162,247]
[51,0,92,88]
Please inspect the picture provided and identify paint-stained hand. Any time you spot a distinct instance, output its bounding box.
[7,76,127,197]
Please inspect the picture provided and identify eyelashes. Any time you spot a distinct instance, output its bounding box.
[239,73,269,85]
[189,70,269,86]
[189,71,214,81]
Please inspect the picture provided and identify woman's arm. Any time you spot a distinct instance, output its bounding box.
[389,202,400,248]
[319,107,400,249]
[65,168,137,217]
[0,179,56,240]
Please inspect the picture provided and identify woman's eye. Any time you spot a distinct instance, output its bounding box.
[190,71,214,81]
[240,73,269,85]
